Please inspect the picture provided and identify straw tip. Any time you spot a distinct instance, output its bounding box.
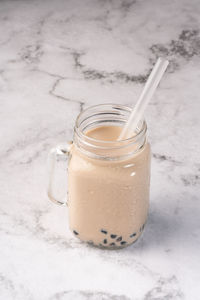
[158,57,169,66]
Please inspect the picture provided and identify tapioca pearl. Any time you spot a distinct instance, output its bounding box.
[73,230,79,235]
[87,240,94,245]
[103,239,107,244]
[110,243,115,246]
[101,229,107,234]
[120,241,127,245]
[110,234,117,239]
[116,236,122,242]
[130,232,137,238]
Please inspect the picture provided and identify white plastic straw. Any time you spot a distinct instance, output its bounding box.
[118,58,169,140]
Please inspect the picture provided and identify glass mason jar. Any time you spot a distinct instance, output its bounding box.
[48,104,151,249]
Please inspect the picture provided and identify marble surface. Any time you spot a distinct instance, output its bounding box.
[1,0,200,299]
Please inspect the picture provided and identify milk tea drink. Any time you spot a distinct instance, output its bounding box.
[48,104,151,249]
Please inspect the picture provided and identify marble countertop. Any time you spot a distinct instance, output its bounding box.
[1,0,200,299]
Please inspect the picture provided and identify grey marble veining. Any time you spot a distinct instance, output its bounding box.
[0,0,200,299]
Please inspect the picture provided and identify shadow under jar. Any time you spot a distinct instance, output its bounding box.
[48,104,151,249]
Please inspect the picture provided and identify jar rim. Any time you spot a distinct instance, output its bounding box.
[74,103,147,149]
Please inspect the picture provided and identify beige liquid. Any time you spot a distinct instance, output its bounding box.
[68,125,151,248]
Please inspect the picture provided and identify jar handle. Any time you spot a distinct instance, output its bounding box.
[47,142,72,206]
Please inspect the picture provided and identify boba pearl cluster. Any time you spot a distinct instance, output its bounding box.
[73,224,145,248]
